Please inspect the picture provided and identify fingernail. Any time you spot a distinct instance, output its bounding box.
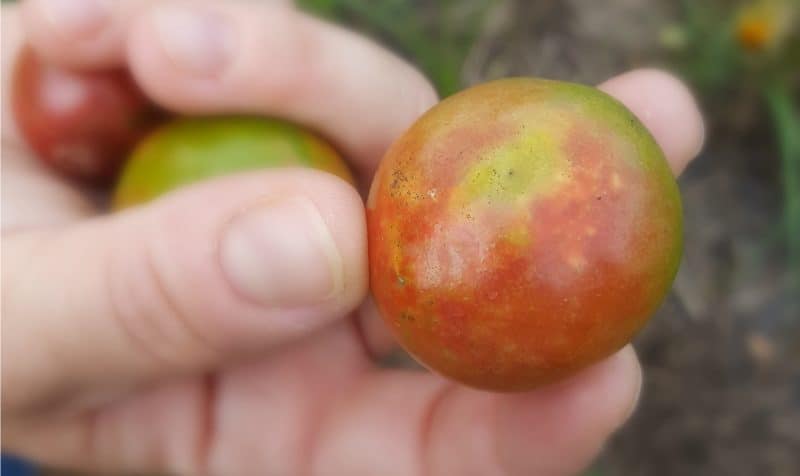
[221,197,344,307]
[41,0,110,37]
[152,3,236,76]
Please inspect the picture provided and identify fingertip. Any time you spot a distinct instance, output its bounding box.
[22,0,127,68]
[495,345,642,475]
[23,0,110,42]
[416,78,440,116]
[363,70,438,166]
[385,67,439,141]
[600,68,705,175]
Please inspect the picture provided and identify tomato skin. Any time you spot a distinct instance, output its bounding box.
[112,116,355,209]
[367,78,683,392]
[12,46,162,184]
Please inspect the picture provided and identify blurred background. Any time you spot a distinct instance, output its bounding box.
[3,0,799,475]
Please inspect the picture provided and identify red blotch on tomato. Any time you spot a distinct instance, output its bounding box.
[11,46,163,184]
[368,78,683,391]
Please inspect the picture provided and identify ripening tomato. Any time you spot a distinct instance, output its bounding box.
[367,78,682,391]
[12,46,162,183]
[112,116,354,209]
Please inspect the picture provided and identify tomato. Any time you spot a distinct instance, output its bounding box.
[367,78,682,391]
[12,46,162,183]
[113,116,354,208]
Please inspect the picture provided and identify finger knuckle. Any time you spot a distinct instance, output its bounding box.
[105,232,221,370]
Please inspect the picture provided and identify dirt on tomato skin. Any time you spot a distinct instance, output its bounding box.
[368,77,682,391]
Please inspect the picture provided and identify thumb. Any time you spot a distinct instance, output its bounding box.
[1,169,366,413]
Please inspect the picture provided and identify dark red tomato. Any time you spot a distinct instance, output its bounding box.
[11,46,163,184]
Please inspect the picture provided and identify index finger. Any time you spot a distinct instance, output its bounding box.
[124,1,439,178]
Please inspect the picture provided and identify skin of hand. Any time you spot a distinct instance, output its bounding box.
[1,0,705,474]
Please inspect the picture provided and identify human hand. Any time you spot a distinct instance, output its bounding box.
[1,1,704,474]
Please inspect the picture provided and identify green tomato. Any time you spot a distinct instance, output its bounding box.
[113,116,354,209]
